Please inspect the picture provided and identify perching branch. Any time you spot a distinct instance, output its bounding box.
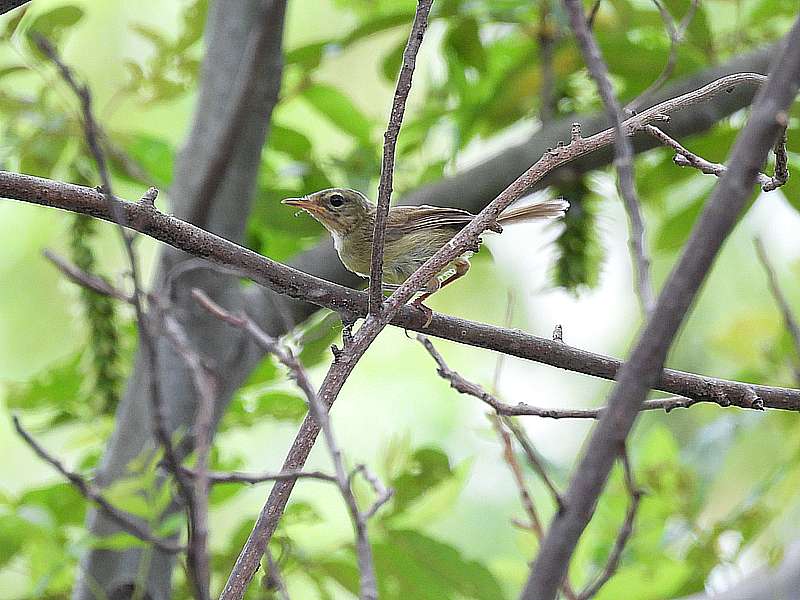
[563,0,654,313]
[521,16,800,600]
[4,170,798,412]
[12,415,184,555]
[369,0,433,313]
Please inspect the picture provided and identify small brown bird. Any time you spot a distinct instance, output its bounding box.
[283,188,568,322]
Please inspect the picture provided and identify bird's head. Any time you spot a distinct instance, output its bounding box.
[282,188,371,235]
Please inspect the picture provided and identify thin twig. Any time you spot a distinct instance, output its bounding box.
[491,418,580,600]
[180,466,338,485]
[417,334,761,417]
[626,0,700,113]
[44,249,134,303]
[265,550,291,600]
[754,237,800,384]
[160,310,216,597]
[33,34,204,598]
[13,415,183,554]
[501,418,565,511]
[193,290,389,600]
[577,447,642,600]
[369,0,434,313]
[644,122,789,192]
[563,0,654,314]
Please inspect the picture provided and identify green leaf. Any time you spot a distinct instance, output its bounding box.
[389,447,454,515]
[302,83,373,143]
[269,124,313,160]
[374,530,507,599]
[381,38,406,81]
[6,353,84,415]
[445,17,487,72]
[26,5,84,48]
[0,514,29,567]
[19,483,85,527]
[119,133,175,187]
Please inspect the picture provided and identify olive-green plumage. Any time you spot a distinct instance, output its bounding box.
[282,188,568,291]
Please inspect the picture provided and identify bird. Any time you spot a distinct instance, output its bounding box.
[282,188,568,324]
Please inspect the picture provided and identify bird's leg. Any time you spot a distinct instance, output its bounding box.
[411,258,470,328]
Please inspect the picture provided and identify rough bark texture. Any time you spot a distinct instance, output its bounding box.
[73,2,286,598]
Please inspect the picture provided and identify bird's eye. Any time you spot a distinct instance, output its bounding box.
[329,193,345,208]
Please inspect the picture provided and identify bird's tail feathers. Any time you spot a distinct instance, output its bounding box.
[497,198,569,226]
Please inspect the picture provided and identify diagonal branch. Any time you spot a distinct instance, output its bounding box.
[576,447,641,600]
[369,0,433,313]
[13,415,184,555]
[563,0,654,313]
[521,16,800,600]
[192,291,391,600]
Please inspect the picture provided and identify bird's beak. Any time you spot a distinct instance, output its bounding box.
[281,197,309,208]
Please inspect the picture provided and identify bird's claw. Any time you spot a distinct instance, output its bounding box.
[412,301,433,328]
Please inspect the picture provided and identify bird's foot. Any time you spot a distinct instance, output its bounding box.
[411,299,433,328]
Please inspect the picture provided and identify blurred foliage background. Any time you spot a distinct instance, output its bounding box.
[1,0,800,598]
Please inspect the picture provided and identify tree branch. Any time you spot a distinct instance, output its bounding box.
[13,415,184,555]
[564,0,654,313]
[521,17,800,600]
[369,0,433,313]
[2,170,798,411]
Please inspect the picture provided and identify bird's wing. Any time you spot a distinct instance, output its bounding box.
[384,205,478,242]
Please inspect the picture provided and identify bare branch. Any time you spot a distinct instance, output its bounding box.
[417,333,765,417]
[44,249,133,303]
[626,0,700,113]
[369,0,434,313]
[13,415,183,555]
[521,17,800,600]
[2,170,798,412]
[754,237,800,384]
[160,309,217,597]
[501,417,565,511]
[563,0,654,313]
[33,35,205,598]
[644,122,789,192]
[180,466,338,486]
[491,418,579,600]
[577,447,642,600]
[192,291,389,600]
